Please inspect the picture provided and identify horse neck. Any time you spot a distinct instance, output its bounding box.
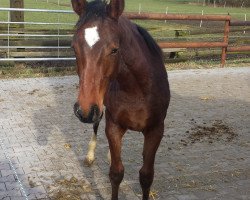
[116,18,152,94]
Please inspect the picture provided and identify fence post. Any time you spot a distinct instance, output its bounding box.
[7,11,10,58]
[57,0,60,58]
[10,0,24,28]
[200,10,204,27]
[244,14,246,34]
[221,19,230,67]
[57,16,60,58]
[165,7,168,23]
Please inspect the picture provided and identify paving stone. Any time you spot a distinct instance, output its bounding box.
[0,164,11,171]
[175,194,199,200]
[0,175,16,183]
[26,185,47,195]
[0,197,10,200]
[1,168,24,177]
[5,182,22,191]
[8,197,27,200]
[22,165,46,175]
[0,68,250,199]
[0,190,22,197]
[0,183,6,192]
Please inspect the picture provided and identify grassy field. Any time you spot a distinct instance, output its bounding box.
[0,0,249,20]
[0,55,249,79]
[0,0,249,36]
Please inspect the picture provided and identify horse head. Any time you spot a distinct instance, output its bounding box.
[71,0,124,123]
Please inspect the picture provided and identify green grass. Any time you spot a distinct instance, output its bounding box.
[1,0,249,36]
[1,55,249,79]
[0,0,249,21]
[0,63,76,78]
[0,0,77,29]
[126,0,249,20]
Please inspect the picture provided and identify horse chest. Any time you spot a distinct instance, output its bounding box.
[107,94,149,131]
[122,107,148,131]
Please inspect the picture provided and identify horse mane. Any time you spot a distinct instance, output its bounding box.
[76,0,108,27]
[136,25,163,57]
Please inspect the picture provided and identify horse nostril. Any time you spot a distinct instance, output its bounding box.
[74,102,83,119]
[74,102,101,123]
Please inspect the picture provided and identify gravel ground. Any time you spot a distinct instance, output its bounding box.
[0,67,249,200]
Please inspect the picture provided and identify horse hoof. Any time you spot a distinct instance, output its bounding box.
[84,157,94,166]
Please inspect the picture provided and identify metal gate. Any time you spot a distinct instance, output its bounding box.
[0,7,76,61]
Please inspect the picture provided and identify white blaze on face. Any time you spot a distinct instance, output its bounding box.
[84,26,100,48]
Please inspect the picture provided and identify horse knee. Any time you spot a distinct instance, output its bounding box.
[109,164,124,186]
[139,168,154,189]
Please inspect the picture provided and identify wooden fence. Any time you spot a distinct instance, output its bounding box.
[125,12,250,67]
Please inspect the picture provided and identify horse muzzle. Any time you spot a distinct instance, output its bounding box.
[74,102,103,124]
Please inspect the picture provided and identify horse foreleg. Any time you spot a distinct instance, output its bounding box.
[140,123,164,200]
[84,122,99,166]
[106,114,126,200]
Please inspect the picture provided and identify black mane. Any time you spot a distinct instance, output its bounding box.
[136,25,163,57]
[77,0,108,27]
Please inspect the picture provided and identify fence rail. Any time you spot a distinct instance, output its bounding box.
[227,46,250,52]
[159,42,228,48]
[0,7,73,13]
[0,8,249,66]
[125,12,231,21]
[125,12,249,67]
[230,21,250,26]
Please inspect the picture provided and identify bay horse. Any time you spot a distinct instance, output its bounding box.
[71,0,170,199]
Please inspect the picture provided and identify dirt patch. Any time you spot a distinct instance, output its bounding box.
[74,84,79,90]
[181,120,238,145]
[48,177,92,200]
[53,85,65,94]
[28,177,37,188]
[27,89,39,95]
[53,86,64,90]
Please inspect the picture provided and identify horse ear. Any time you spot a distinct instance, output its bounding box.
[107,0,125,20]
[71,0,87,16]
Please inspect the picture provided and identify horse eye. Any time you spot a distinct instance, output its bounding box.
[111,48,118,55]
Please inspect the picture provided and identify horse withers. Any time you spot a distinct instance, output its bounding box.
[71,0,170,199]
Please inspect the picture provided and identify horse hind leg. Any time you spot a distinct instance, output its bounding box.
[84,122,99,166]
[140,123,164,200]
